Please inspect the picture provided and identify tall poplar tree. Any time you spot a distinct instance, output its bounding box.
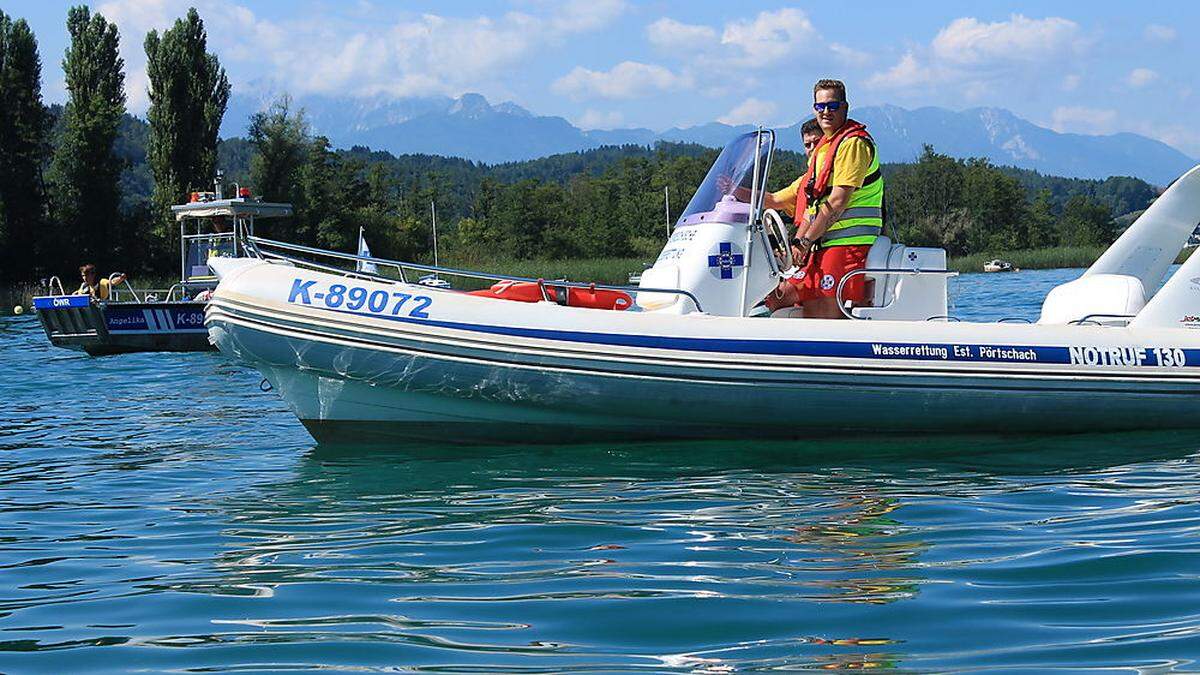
[48,6,125,271]
[0,11,50,281]
[143,7,229,259]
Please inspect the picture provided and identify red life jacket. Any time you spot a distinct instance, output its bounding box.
[794,119,875,219]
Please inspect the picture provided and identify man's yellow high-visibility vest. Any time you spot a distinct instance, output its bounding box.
[803,121,884,247]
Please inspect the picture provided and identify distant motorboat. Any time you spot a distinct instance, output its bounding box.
[983,259,1017,273]
[206,131,1200,443]
[32,180,291,355]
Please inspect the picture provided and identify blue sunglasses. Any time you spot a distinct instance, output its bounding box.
[813,101,845,112]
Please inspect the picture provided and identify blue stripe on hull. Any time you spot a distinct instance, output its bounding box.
[297,302,1200,369]
[209,313,1200,441]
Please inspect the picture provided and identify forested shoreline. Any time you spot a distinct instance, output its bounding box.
[0,6,1164,286]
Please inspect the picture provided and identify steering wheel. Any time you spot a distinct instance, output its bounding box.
[761,208,792,273]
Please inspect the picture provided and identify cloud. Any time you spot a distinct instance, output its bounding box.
[930,15,1086,65]
[549,0,627,33]
[720,8,817,65]
[1062,74,1081,91]
[577,109,624,129]
[1137,124,1200,158]
[552,61,692,100]
[829,43,871,67]
[1051,106,1118,135]
[646,17,716,50]
[96,0,627,111]
[1144,24,1177,43]
[647,8,851,70]
[1126,68,1159,88]
[717,97,778,126]
[867,53,931,88]
[868,14,1088,94]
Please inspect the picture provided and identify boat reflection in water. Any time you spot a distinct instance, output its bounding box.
[189,431,1198,672]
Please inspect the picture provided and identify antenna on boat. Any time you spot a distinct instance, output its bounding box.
[430,200,439,269]
[664,185,671,238]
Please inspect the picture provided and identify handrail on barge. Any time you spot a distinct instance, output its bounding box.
[245,235,706,312]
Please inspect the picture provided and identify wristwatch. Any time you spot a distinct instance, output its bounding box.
[791,236,814,249]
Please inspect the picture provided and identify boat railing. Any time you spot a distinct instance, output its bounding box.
[46,276,66,296]
[108,273,141,302]
[245,236,707,312]
[152,283,190,302]
[1069,313,1135,327]
[836,267,959,320]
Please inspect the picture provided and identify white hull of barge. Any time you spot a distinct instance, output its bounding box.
[206,260,1200,444]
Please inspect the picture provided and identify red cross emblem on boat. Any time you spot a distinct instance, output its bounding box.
[708,242,745,280]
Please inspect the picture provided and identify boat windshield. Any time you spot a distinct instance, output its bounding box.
[678,131,772,226]
[183,233,236,280]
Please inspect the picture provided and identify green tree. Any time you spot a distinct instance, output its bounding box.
[1058,195,1114,246]
[884,146,968,253]
[293,135,338,248]
[144,7,230,264]
[248,95,308,205]
[48,6,125,272]
[0,11,50,281]
[1026,189,1058,248]
[962,158,1029,252]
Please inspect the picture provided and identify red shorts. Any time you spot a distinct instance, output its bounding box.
[788,244,870,304]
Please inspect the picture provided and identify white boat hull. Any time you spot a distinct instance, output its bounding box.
[207,260,1200,444]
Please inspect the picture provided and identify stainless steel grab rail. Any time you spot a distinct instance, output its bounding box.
[246,236,706,312]
[108,273,140,302]
[835,267,959,320]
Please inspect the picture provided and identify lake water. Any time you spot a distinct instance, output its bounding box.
[3,268,1199,672]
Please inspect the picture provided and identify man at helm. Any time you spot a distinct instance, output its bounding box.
[763,79,884,318]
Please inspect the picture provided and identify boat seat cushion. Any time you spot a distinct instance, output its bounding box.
[863,236,901,306]
[1038,274,1146,324]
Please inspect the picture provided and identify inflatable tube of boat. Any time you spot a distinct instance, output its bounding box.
[468,280,632,310]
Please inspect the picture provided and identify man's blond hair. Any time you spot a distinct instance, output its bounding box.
[813,79,847,102]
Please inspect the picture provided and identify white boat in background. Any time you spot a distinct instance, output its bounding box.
[206,131,1200,443]
[983,259,1016,273]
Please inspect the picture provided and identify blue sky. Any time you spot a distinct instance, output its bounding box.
[10,1,1200,156]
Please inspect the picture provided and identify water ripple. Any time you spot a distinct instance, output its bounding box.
[3,278,1200,671]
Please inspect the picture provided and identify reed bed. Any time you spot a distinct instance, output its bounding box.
[7,246,1194,314]
[434,256,651,289]
[949,246,1108,273]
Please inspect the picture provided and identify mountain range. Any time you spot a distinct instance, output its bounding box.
[222,92,1197,186]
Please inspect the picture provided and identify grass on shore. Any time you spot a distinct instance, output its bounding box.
[435,256,651,289]
[454,245,1194,284]
[948,246,1108,273]
[949,245,1196,273]
[2,274,180,314]
[7,246,1196,314]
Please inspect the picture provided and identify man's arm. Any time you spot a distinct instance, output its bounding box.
[763,176,803,216]
[790,185,857,262]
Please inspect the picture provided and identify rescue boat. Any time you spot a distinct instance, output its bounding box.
[205,131,1200,443]
[32,179,291,356]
